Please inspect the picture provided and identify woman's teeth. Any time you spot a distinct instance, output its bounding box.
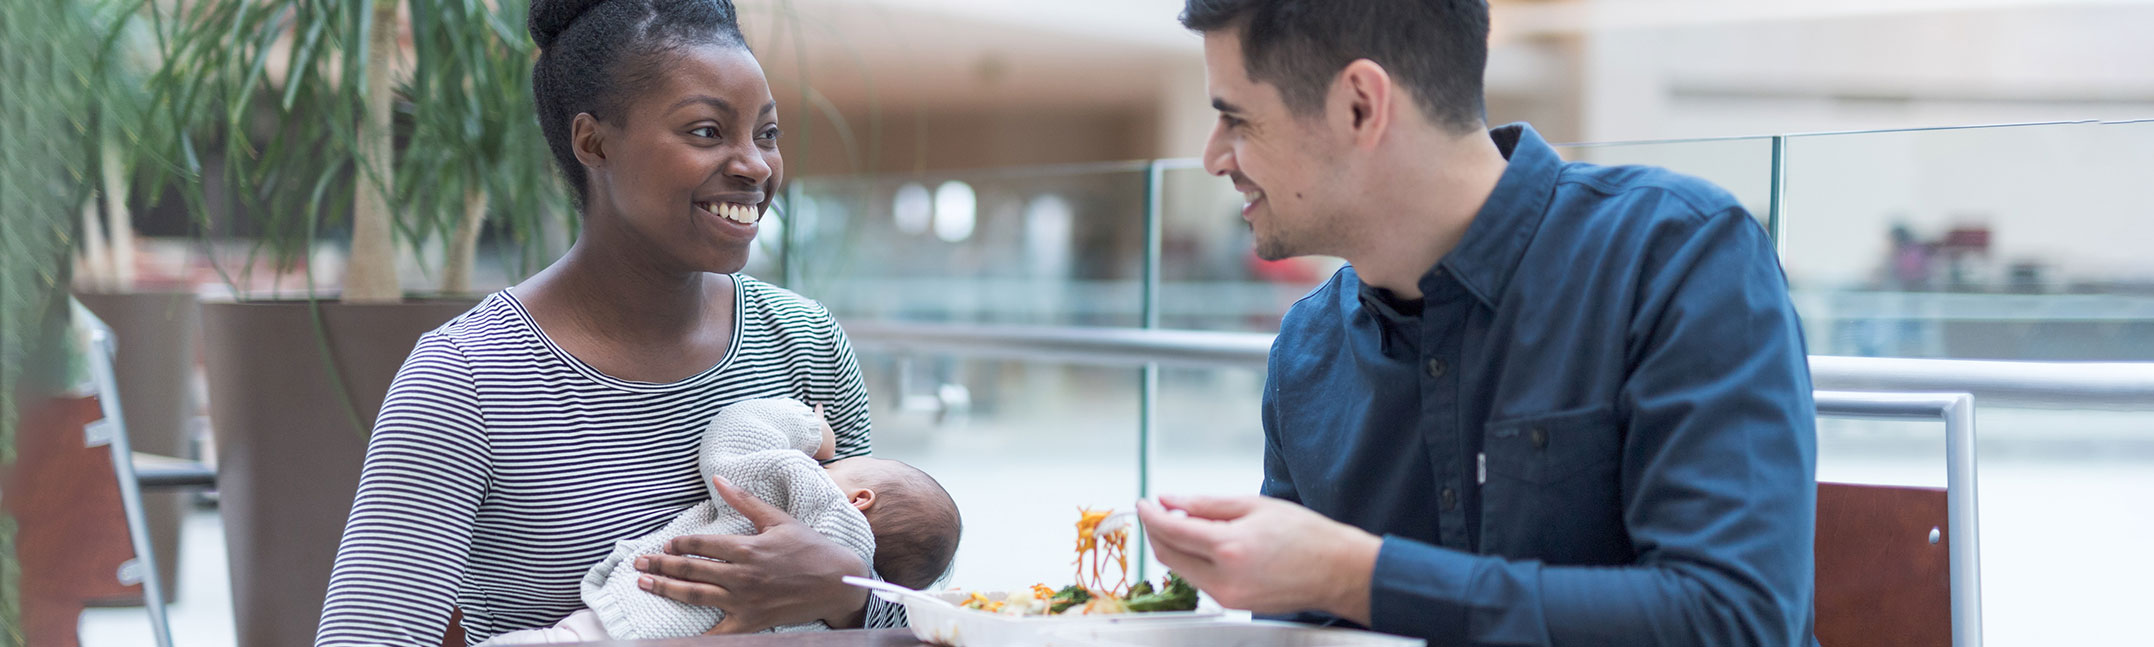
[699,202,759,224]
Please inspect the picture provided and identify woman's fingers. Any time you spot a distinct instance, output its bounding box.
[665,533,750,562]
[637,570,732,608]
[712,475,799,532]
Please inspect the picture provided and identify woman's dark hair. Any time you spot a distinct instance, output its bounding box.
[1181,0,1489,133]
[529,0,749,206]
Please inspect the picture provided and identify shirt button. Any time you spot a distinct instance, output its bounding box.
[1530,427,1549,450]
[1425,358,1448,378]
[1440,487,1459,511]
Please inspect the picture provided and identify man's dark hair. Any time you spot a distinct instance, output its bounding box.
[861,461,962,590]
[528,0,749,207]
[1181,0,1489,132]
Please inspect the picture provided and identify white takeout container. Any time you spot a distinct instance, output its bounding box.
[1044,620,1428,647]
[879,589,1225,647]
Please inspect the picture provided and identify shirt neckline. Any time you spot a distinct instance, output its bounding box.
[497,275,748,393]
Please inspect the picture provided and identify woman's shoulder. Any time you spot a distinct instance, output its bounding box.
[734,274,838,329]
[411,292,537,357]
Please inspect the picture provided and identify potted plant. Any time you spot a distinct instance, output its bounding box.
[134,0,559,645]
[3,0,101,642]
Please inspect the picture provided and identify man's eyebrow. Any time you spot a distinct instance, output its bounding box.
[670,95,735,116]
[1212,98,1242,114]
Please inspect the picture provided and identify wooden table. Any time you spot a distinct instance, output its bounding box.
[564,628,932,647]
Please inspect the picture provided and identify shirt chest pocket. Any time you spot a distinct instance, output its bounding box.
[1479,403,1629,562]
[1482,404,1622,484]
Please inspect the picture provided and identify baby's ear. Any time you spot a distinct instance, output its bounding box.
[847,487,876,512]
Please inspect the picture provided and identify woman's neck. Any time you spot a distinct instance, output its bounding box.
[525,235,725,346]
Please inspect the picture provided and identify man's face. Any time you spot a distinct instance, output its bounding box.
[1200,31,1345,261]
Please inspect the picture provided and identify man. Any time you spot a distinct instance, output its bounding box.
[1135,1,1818,645]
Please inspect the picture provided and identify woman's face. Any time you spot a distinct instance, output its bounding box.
[581,43,782,274]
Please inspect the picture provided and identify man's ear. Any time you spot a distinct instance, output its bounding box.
[571,112,606,168]
[1333,59,1393,150]
[847,487,876,512]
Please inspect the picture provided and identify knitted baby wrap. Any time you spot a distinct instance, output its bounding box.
[579,398,877,639]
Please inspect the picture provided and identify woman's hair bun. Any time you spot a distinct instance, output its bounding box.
[528,0,611,50]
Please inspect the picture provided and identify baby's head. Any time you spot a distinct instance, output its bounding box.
[823,457,961,590]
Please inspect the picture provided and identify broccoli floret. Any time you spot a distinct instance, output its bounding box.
[1124,580,1155,599]
[1124,572,1198,612]
[1048,584,1092,614]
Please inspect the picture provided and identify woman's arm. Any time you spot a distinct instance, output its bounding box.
[634,306,909,631]
[815,309,873,460]
[316,334,491,646]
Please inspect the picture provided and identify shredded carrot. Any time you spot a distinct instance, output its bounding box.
[1072,507,1130,597]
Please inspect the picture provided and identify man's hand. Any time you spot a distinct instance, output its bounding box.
[1137,494,1382,625]
[633,475,871,633]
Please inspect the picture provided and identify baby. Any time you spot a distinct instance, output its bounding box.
[480,398,962,644]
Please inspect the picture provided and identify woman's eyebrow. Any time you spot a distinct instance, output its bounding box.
[670,95,735,117]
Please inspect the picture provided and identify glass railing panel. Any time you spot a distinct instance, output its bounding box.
[785,163,1153,327]
[1554,136,1778,232]
[855,354,1144,589]
[1779,120,2154,361]
[1154,161,1343,332]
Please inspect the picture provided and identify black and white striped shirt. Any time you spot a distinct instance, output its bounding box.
[315,275,900,646]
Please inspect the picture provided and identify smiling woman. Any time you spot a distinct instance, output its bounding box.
[313,1,903,645]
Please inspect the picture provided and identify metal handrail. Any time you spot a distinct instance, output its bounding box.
[841,320,2154,410]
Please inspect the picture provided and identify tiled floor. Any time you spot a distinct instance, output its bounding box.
[80,507,237,647]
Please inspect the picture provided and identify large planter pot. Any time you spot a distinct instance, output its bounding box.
[200,298,477,647]
[73,289,200,605]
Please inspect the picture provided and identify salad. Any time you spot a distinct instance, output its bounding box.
[959,573,1199,616]
[953,506,1201,617]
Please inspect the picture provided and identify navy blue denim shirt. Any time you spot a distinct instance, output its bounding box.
[1263,124,1817,646]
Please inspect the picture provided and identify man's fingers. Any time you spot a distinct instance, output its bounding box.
[1157,493,1263,521]
[712,475,798,532]
[1137,497,1236,551]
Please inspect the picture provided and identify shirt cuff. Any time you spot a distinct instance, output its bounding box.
[1368,535,1476,641]
[1367,535,1550,645]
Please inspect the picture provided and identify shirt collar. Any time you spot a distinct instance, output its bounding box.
[1353,123,1560,313]
[1441,123,1560,309]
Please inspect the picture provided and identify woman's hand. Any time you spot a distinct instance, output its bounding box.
[633,475,872,633]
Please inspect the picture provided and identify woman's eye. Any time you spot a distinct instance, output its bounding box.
[758,127,782,143]
[691,126,719,139]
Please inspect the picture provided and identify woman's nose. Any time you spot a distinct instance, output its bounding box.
[726,146,773,185]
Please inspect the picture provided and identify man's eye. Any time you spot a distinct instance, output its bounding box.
[1220,115,1244,129]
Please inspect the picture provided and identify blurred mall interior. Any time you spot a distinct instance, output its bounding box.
[4,0,2149,645]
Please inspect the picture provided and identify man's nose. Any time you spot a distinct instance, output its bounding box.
[1202,121,1235,178]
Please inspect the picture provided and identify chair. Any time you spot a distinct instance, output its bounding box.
[1814,482,1951,647]
[77,304,216,647]
[1812,391,1983,647]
